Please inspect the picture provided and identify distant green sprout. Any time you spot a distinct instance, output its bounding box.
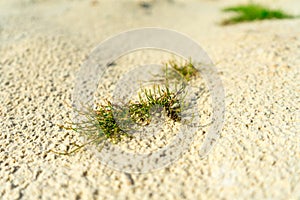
[221,3,296,25]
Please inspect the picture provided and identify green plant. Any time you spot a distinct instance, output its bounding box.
[52,83,186,155]
[129,84,185,125]
[53,101,130,155]
[165,59,198,81]
[51,58,202,155]
[221,3,295,25]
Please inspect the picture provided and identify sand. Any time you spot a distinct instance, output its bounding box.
[0,0,299,199]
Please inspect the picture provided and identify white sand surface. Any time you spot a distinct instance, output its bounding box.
[0,0,299,199]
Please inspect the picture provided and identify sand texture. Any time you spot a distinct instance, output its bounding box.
[0,0,299,199]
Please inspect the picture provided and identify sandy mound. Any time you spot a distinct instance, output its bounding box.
[0,0,299,199]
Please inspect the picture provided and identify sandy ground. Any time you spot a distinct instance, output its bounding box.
[0,0,300,199]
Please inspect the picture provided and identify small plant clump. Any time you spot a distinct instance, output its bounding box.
[53,59,198,155]
[221,3,296,25]
[54,102,130,155]
[129,84,184,125]
[165,59,198,81]
[81,101,130,144]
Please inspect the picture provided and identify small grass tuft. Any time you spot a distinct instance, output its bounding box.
[221,3,296,25]
[129,84,185,125]
[53,101,131,155]
[164,59,198,81]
